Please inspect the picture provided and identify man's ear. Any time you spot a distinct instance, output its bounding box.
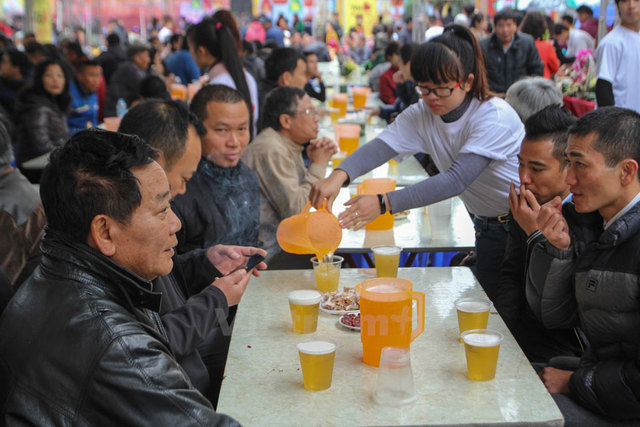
[279,113,292,131]
[87,214,117,257]
[620,159,639,186]
[278,71,291,86]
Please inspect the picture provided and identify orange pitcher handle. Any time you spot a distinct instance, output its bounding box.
[410,291,425,342]
[301,201,312,214]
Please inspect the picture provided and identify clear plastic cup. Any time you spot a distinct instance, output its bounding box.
[288,290,322,333]
[374,347,418,405]
[461,329,503,381]
[310,256,343,293]
[297,340,337,390]
[455,297,492,338]
[372,245,402,277]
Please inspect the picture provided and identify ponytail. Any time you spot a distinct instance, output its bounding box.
[411,24,491,101]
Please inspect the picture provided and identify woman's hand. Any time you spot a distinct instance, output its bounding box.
[337,194,381,230]
[310,169,349,211]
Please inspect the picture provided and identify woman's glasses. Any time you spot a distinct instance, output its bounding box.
[414,79,464,98]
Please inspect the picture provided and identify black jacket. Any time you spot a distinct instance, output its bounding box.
[104,61,150,117]
[14,89,69,165]
[494,212,583,363]
[480,32,544,94]
[0,229,239,425]
[96,46,127,84]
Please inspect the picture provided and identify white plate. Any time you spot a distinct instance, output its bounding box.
[320,305,359,315]
[338,313,361,331]
[394,212,409,220]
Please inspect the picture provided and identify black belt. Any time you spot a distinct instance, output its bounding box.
[474,214,510,224]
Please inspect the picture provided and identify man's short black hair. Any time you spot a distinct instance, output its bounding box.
[106,33,120,47]
[399,43,415,64]
[190,84,248,122]
[138,75,170,100]
[561,14,574,25]
[494,8,519,25]
[40,129,157,243]
[77,59,101,73]
[265,47,304,83]
[384,42,400,60]
[119,100,204,171]
[554,23,569,35]
[24,41,45,56]
[66,41,84,58]
[463,4,475,15]
[576,5,594,16]
[260,86,306,131]
[4,48,31,78]
[569,107,640,168]
[524,105,577,167]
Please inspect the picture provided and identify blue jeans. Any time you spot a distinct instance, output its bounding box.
[472,216,509,301]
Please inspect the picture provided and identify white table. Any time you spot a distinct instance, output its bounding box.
[218,268,563,426]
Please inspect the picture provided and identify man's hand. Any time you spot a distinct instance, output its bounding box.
[537,197,571,250]
[337,194,381,231]
[392,70,405,84]
[508,182,542,235]
[310,169,349,211]
[211,269,252,307]
[206,245,267,276]
[539,367,572,394]
[307,137,338,167]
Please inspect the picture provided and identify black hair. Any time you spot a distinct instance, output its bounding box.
[138,75,171,100]
[106,33,120,47]
[65,41,84,58]
[524,105,576,166]
[186,18,252,125]
[260,86,306,131]
[554,23,569,35]
[576,5,593,16]
[399,43,415,64]
[569,107,640,168]
[265,47,304,83]
[405,16,413,24]
[168,34,182,50]
[470,13,485,28]
[31,57,71,112]
[24,41,45,56]
[384,42,400,60]
[411,24,490,101]
[40,129,157,243]
[4,48,32,78]
[561,14,574,25]
[77,59,101,73]
[463,4,475,15]
[190,84,248,122]
[0,120,11,169]
[494,8,519,25]
[519,11,547,40]
[119,99,204,170]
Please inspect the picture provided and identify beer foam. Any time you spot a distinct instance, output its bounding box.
[372,246,401,255]
[297,341,336,355]
[462,332,502,347]
[288,290,322,305]
[456,299,491,313]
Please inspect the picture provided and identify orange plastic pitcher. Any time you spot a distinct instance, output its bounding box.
[276,202,342,258]
[356,278,425,367]
[335,124,361,156]
[360,178,397,230]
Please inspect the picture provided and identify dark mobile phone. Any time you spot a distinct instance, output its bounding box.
[243,254,265,272]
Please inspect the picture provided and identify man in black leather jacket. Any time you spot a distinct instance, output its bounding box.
[0,129,240,425]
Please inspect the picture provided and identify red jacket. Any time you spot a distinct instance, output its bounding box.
[535,40,560,79]
[379,65,398,105]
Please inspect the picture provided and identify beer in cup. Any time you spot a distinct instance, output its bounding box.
[455,297,492,337]
[461,329,503,381]
[310,256,343,293]
[297,340,337,390]
[372,245,402,277]
[288,290,322,333]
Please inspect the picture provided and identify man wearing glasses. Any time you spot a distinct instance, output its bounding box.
[243,86,337,268]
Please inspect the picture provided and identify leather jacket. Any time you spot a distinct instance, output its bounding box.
[0,229,239,426]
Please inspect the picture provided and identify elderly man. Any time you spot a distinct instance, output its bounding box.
[527,107,640,424]
[494,105,583,364]
[480,8,544,95]
[119,99,265,407]
[243,86,336,268]
[0,129,240,424]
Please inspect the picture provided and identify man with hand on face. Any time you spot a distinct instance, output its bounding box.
[119,99,266,408]
[527,107,640,424]
[494,105,583,365]
[0,129,241,425]
[243,86,337,268]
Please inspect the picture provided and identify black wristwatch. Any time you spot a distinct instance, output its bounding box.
[377,194,387,215]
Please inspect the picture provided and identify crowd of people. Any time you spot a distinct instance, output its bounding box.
[1,1,640,425]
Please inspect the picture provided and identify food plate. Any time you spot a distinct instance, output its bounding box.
[320,305,358,315]
[338,313,361,331]
[320,289,359,314]
[394,210,410,220]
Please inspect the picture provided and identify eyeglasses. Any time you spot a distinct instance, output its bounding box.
[414,79,464,98]
[296,108,318,117]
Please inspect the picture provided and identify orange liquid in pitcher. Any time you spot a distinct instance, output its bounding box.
[360,284,412,366]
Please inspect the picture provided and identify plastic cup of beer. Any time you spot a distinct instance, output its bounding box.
[455,297,492,339]
[288,290,322,333]
[461,329,503,381]
[372,245,402,278]
[328,107,341,123]
[170,83,187,101]
[297,340,337,390]
[352,86,371,109]
[332,93,348,117]
[310,256,343,293]
[374,347,418,405]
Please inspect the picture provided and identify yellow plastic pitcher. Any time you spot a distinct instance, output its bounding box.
[356,278,425,367]
[276,202,342,258]
[360,178,397,230]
